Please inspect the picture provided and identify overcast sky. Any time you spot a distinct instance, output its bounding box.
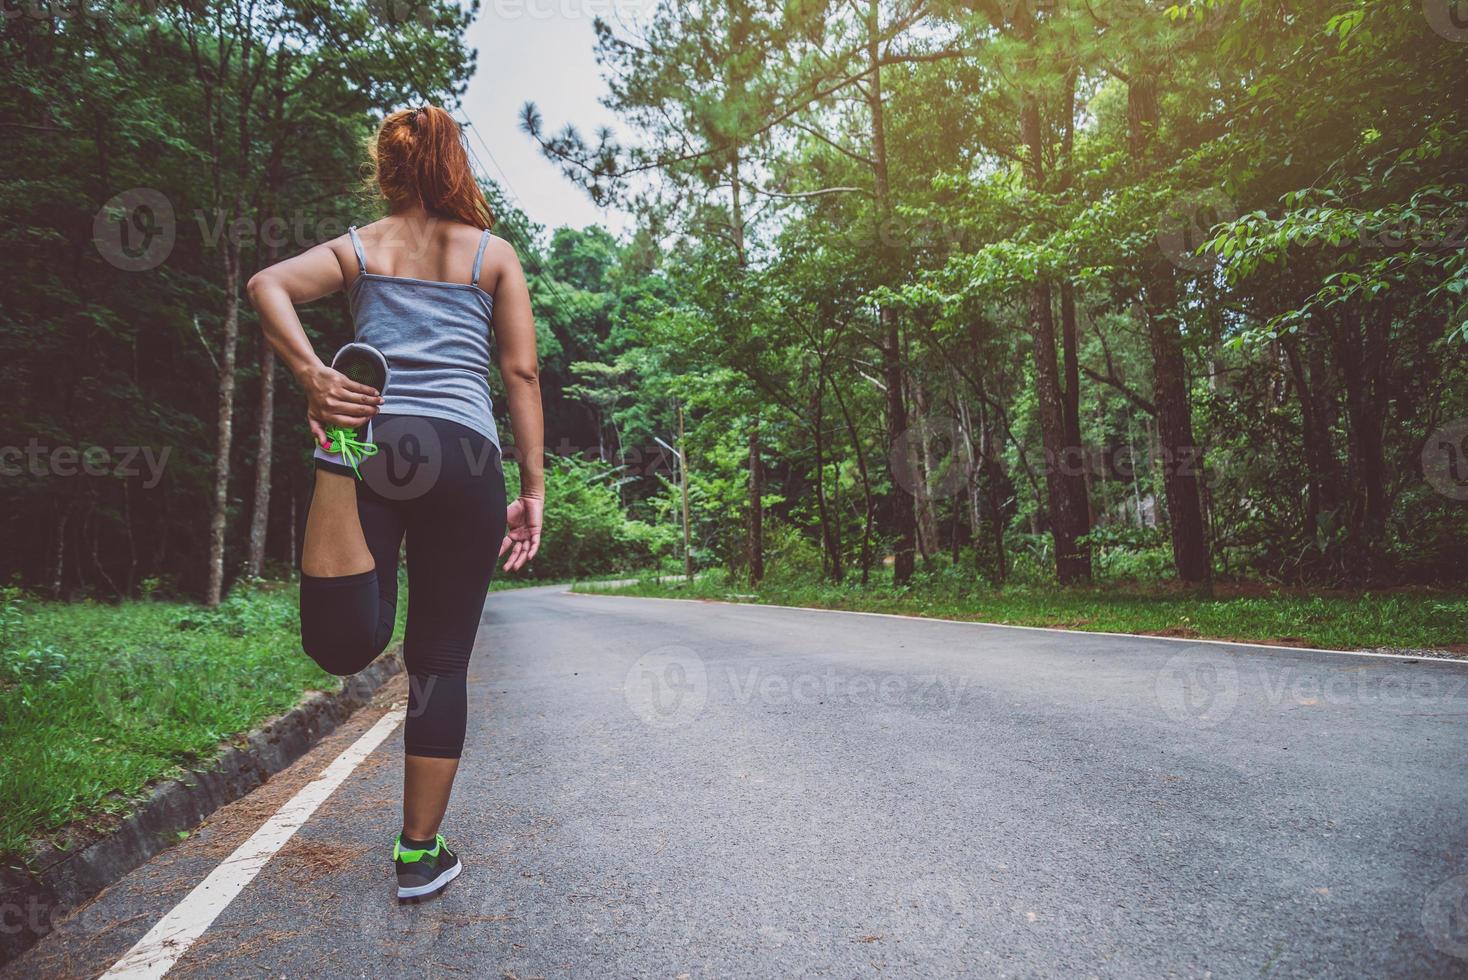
[458,1,646,238]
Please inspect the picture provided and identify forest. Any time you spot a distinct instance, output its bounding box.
[3,0,1466,605]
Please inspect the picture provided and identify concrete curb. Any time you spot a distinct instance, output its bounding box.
[0,651,403,968]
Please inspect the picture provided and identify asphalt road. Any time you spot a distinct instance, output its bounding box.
[11,585,1468,978]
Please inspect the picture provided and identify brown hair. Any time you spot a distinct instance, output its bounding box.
[369,105,494,230]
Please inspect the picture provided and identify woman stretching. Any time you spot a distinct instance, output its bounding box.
[248,105,543,901]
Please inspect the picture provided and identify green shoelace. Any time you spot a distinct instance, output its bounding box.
[324,426,379,479]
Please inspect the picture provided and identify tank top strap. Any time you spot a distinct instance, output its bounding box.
[470,229,492,288]
[347,225,367,275]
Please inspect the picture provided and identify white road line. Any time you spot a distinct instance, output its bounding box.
[565,590,1468,666]
[100,706,406,980]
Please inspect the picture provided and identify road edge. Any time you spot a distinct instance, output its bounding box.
[564,588,1468,666]
[0,651,404,968]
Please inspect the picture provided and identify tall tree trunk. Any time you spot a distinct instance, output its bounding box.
[207,234,242,606]
[1328,301,1392,580]
[245,227,278,578]
[811,375,843,582]
[832,377,874,585]
[1144,285,1211,585]
[910,376,938,560]
[867,0,916,584]
[246,68,287,580]
[1022,92,1091,583]
[1130,71,1211,587]
[730,155,762,586]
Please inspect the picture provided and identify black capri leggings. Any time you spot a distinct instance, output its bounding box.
[299,414,507,758]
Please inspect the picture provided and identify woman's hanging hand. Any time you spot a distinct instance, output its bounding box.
[500,496,543,572]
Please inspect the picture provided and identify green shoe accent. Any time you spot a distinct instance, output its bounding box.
[324,426,379,479]
[393,832,444,864]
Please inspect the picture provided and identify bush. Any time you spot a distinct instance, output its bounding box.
[505,453,677,579]
[760,521,826,586]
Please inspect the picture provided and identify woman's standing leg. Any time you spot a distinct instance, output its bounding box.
[397,420,507,839]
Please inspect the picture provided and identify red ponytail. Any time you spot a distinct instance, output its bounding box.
[369,106,494,230]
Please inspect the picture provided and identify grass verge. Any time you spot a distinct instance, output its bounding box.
[0,580,405,862]
[595,571,1468,654]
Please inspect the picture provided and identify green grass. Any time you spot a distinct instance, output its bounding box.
[0,581,406,862]
[595,569,1468,653]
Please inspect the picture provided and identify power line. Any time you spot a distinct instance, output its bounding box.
[455,112,581,311]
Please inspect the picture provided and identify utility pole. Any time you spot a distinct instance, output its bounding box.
[678,404,692,582]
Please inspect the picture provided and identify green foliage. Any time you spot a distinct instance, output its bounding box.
[604,572,1468,654]
[504,454,677,580]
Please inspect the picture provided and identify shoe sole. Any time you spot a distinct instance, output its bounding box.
[332,342,391,392]
[397,859,461,901]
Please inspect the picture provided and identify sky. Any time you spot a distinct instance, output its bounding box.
[458,1,647,238]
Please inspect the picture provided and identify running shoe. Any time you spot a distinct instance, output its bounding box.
[394,832,461,902]
[314,342,389,478]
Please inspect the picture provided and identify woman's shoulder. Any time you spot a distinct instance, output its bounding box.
[482,232,522,265]
[476,233,523,289]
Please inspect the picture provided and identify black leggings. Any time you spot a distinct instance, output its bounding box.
[299,415,506,758]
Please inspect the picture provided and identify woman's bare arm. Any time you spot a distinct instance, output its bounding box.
[490,238,544,500]
[246,240,383,449]
[488,237,544,571]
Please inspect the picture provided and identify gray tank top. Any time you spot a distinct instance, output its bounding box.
[347,225,500,449]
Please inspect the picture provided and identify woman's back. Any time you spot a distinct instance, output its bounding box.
[341,215,503,289]
[344,216,501,450]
